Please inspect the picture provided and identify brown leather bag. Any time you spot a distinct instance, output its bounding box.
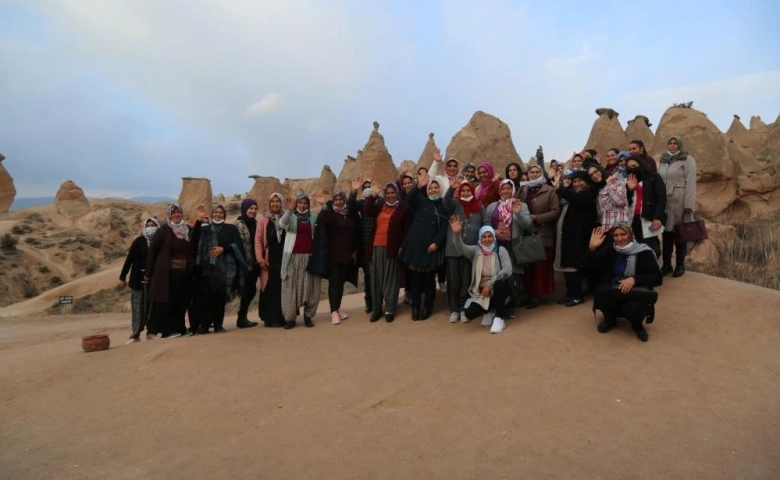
[674,212,708,243]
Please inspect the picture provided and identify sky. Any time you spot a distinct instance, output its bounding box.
[1,0,779,199]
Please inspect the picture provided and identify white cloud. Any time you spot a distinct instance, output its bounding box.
[544,42,600,70]
[244,94,283,118]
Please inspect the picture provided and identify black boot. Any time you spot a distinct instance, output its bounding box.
[304,316,314,328]
[237,318,258,329]
[411,307,420,321]
[283,320,296,330]
[631,319,649,342]
[369,311,383,322]
[673,260,685,278]
[385,313,395,323]
[419,306,432,321]
[597,315,616,333]
[660,262,673,276]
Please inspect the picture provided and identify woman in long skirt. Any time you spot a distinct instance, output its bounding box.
[255,193,287,327]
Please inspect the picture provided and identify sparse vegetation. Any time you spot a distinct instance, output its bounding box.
[38,265,50,274]
[23,283,39,299]
[672,101,694,108]
[1,234,19,251]
[50,276,63,286]
[24,237,39,245]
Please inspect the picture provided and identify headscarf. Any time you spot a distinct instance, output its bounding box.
[660,135,684,164]
[166,204,189,241]
[587,164,607,189]
[476,162,495,200]
[612,224,654,277]
[294,193,311,223]
[478,225,498,255]
[142,217,160,246]
[458,182,480,216]
[427,180,441,201]
[383,183,400,207]
[444,158,460,183]
[239,198,258,240]
[496,179,516,227]
[211,205,226,225]
[332,190,349,215]
[268,192,285,242]
[505,162,523,190]
[519,165,546,191]
[461,162,479,185]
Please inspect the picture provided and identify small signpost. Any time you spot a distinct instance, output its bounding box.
[59,295,73,315]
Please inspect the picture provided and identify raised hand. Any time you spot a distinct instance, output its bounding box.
[351,176,363,192]
[626,173,638,191]
[285,196,296,212]
[312,191,328,206]
[449,215,463,235]
[512,200,523,213]
[371,179,382,197]
[399,163,410,175]
[607,171,620,184]
[195,205,206,221]
[589,226,606,251]
[418,171,430,188]
[450,175,463,190]
[432,147,442,163]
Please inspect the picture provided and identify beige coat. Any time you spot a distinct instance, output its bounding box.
[658,153,697,230]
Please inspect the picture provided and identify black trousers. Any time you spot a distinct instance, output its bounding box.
[328,264,351,312]
[662,232,688,265]
[201,291,227,329]
[363,263,372,303]
[149,292,189,336]
[464,279,512,319]
[564,271,583,299]
[594,284,652,325]
[409,269,436,310]
[238,268,259,320]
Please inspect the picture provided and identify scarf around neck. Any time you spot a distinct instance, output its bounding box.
[166,204,189,241]
[478,225,497,255]
[660,135,684,164]
[613,224,653,277]
[496,179,516,228]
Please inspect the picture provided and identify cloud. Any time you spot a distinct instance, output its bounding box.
[244,94,283,118]
[543,43,600,69]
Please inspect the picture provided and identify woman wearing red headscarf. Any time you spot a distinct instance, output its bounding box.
[475,162,501,207]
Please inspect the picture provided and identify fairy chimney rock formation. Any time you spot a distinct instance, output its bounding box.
[178,177,212,222]
[415,133,438,172]
[77,208,112,235]
[54,180,91,221]
[0,153,16,214]
[653,107,735,217]
[318,165,337,197]
[444,111,523,174]
[336,122,398,191]
[625,115,655,153]
[247,175,284,205]
[584,108,628,156]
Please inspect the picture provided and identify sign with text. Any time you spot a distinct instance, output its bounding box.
[58,296,73,305]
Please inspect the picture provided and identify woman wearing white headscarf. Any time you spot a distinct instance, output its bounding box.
[450,218,513,334]
[120,216,160,343]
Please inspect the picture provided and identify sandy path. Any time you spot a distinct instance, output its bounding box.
[0,273,778,479]
[0,261,123,317]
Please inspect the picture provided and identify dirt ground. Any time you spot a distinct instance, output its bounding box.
[1,272,778,479]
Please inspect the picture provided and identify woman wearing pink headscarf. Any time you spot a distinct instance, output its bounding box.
[475,162,501,207]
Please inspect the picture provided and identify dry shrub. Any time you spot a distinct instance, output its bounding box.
[1,234,18,251]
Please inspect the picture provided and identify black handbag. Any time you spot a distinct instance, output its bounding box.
[511,232,546,264]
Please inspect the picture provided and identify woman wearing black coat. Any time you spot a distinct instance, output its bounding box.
[553,170,598,307]
[120,216,160,343]
[400,171,448,320]
[588,224,663,342]
[625,155,667,257]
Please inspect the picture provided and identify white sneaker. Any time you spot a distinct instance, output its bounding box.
[331,311,341,325]
[481,312,495,327]
[490,317,505,334]
[449,312,459,323]
[460,311,470,323]
[438,282,447,293]
[337,310,348,320]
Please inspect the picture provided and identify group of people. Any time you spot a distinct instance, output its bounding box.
[120,136,698,343]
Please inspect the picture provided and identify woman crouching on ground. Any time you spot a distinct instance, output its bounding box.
[364,181,413,322]
[450,217,513,334]
[589,224,662,342]
[279,194,321,329]
[195,205,247,334]
[120,216,160,343]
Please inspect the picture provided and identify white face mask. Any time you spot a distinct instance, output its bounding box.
[144,226,157,237]
[212,219,225,224]
[460,194,474,202]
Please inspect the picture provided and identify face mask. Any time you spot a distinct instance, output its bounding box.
[201,223,210,228]
[212,219,225,224]
[627,167,642,177]
[144,226,157,237]
[460,195,474,202]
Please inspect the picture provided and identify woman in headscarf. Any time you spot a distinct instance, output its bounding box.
[628,139,658,172]
[146,204,203,338]
[195,205,247,334]
[364,181,413,322]
[450,217,513,334]
[234,199,260,329]
[442,177,489,323]
[461,162,478,186]
[587,163,630,233]
[552,169,598,307]
[588,224,662,342]
[254,193,287,327]
[120,216,160,343]
[318,187,361,325]
[505,162,524,191]
[625,155,666,257]
[429,148,460,186]
[475,162,501,207]
[658,135,697,277]
[518,164,560,309]
[400,171,448,321]
[485,179,533,308]
[278,194,321,329]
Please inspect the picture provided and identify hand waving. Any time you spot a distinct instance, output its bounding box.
[449,215,463,235]
[589,226,606,251]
